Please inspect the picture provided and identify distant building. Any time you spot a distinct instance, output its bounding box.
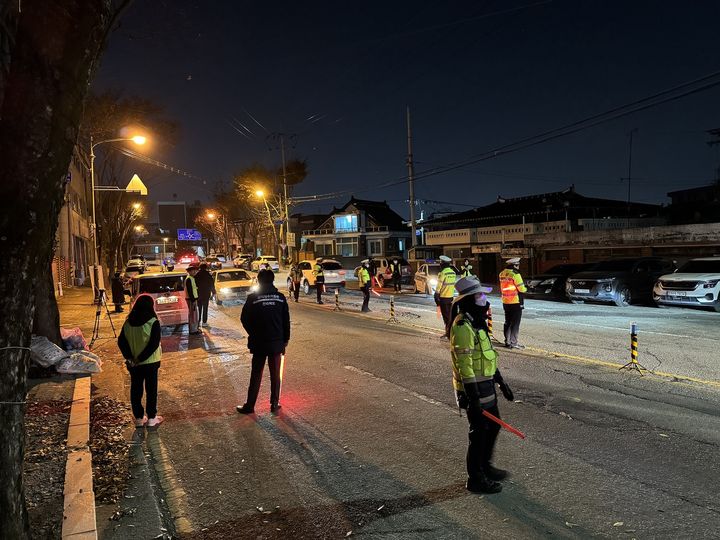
[54,148,92,288]
[158,201,187,238]
[301,197,412,267]
[667,183,720,224]
[422,186,664,279]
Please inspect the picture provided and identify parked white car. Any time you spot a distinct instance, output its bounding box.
[287,259,346,295]
[129,272,188,327]
[414,263,442,294]
[250,255,280,271]
[653,257,720,312]
[213,268,258,305]
[372,257,413,287]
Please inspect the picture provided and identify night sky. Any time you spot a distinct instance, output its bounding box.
[94,0,720,219]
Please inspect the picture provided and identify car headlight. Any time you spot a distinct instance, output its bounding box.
[539,278,556,286]
[430,278,438,286]
[220,287,231,294]
[250,284,259,292]
[703,280,719,288]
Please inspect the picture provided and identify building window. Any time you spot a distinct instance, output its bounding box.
[334,214,358,233]
[316,242,333,256]
[336,237,358,257]
[368,239,382,255]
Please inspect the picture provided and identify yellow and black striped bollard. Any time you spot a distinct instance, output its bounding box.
[387,295,399,324]
[333,288,341,311]
[620,322,648,374]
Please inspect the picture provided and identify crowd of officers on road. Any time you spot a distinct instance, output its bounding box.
[119,253,527,496]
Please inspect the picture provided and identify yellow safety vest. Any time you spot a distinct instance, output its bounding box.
[358,267,370,286]
[436,267,457,298]
[450,314,497,393]
[499,268,527,304]
[122,317,161,366]
[313,264,324,277]
[185,275,198,299]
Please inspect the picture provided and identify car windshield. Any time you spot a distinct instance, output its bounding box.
[138,276,184,293]
[592,259,637,271]
[217,271,249,282]
[427,264,440,274]
[389,258,409,265]
[125,266,143,273]
[546,264,591,274]
[678,260,720,273]
[263,257,278,262]
[322,262,342,270]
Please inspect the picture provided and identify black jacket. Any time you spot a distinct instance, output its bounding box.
[118,309,162,364]
[111,276,126,304]
[240,285,290,354]
[195,269,216,299]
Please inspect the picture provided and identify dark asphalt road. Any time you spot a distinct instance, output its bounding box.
[145,295,720,539]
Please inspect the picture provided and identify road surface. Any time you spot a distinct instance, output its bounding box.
[113,287,720,539]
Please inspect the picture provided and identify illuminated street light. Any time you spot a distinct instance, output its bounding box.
[206,212,216,220]
[89,133,148,299]
[134,225,143,232]
[132,202,142,210]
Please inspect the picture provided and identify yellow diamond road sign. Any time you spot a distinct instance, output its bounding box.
[126,174,148,196]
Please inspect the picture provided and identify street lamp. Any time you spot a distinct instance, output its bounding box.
[89,133,147,298]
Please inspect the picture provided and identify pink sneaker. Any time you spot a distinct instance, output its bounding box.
[147,415,164,428]
[134,415,148,428]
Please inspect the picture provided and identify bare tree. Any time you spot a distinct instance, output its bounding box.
[0,2,129,537]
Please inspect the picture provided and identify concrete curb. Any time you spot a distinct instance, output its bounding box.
[61,375,97,540]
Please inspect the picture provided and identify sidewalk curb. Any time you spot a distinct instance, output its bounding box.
[61,375,97,539]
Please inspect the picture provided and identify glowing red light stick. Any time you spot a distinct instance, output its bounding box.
[481,409,526,439]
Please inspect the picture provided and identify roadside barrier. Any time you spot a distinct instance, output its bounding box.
[619,322,648,374]
[487,305,493,335]
[387,296,399,324]
[333,289,341,312]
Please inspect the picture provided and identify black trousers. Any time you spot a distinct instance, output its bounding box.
[316,279,324,303]
[393,275,401,292]
[198,296,210,323]
[361,284,370,311]
[129,362,160,419]
[292,281,300,302]
[466,401,501,481]
[245,353,282,407]
[439,298,453,337]
[503,303,523,346]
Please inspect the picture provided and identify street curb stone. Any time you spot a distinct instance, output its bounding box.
[61,375,97,539]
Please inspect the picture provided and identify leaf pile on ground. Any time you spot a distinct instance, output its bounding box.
[24,399,72,539]
[90,395,131,504]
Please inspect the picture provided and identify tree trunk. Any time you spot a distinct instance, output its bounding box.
[0,1,116,537]
[32,260,62,346]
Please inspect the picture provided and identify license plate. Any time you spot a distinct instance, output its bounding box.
[672,291,687,297]
[574,288,590,294]
[157,296,178,304]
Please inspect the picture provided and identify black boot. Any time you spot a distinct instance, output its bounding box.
[466,475,502,494]
[483,464,508,481]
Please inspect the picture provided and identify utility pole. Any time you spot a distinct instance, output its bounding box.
[280,133,291,265]
[406,106,417,247]
[706,128,720,183]
[625,128,638,227]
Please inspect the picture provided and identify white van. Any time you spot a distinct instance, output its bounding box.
[130,271,189,326]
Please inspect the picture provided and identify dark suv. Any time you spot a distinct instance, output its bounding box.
[566,257,675,307]
[525,263,596,301]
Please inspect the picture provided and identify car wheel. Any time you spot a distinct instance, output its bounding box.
[713,302,720,313]
[303,280,311,295]
[614,286,631,307]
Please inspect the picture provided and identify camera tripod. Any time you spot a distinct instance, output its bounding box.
[90,289,117,348]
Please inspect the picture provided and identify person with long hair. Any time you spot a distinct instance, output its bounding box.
[450,277,515,494]
[118,294,163,428]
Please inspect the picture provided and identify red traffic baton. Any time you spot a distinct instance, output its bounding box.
[482,409,526,439]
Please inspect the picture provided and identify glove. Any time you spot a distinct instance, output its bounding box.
[455,391,469,410]
[494,369,514,401]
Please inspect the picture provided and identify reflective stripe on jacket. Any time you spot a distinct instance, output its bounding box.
[450,313,497,403]
[499,268,526,304]
[436,267,457,298]
[122,317,161,366]
[460,264,473,278]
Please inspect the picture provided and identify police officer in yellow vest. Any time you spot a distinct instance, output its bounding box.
[358,259,371,312]
[185,263,200,335]
[450,276,515,493]
[313,257,325,305]
[435,255,457,338]
[460,258,474,278]
[118,295,164,428]
[499,257,527,349]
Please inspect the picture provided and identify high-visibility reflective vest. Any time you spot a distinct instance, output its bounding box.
[122,317,161,366]
[185,275,198,300]
[313,264,324,277]
[499,268,527,304]
[358,267,370,287]
[450,314,497,398]
[460,264,473,278]
[436,267,457,298]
